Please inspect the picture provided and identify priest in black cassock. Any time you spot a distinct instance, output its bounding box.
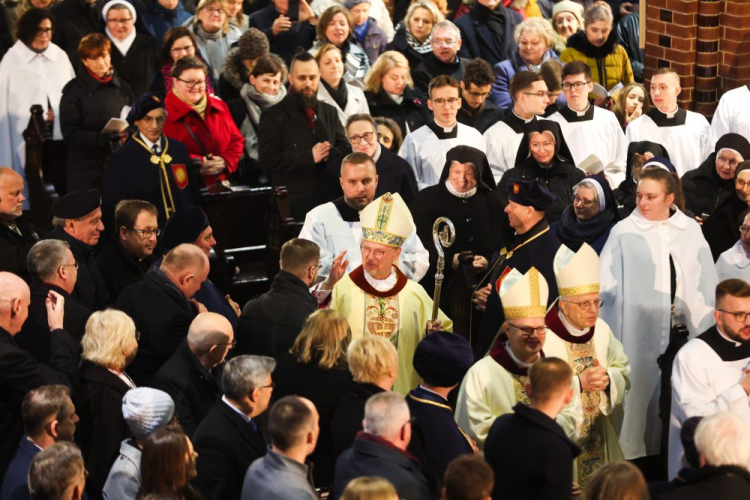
[103,92,198,230]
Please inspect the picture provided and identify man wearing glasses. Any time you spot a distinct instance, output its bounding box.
[455,266,582,449]
[546,61,627,188]
[669,278,750,479]
[544,242,630,487]
[399,75,485,190]
[412,21,467,93]
[716,211,750,283]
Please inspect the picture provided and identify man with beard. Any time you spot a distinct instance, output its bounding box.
[259,51,349,220]
[669,279,750,479]
[300,152,429,281]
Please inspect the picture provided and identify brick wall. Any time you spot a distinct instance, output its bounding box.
[644,0,750,117]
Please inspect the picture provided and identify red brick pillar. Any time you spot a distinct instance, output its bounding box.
[694,0,721,116]
[719,1,750,99]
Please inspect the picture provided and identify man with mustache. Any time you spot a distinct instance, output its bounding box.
[669,278,750,479]
[259,51,349,220]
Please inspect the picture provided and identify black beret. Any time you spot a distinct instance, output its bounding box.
[126,92,165,125]
[413,331,474,387]
[161,206,210,253]
[506,179,556,211]
[51,189,101,219]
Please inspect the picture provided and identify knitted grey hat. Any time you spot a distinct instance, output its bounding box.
[238,28,270,61]
[122,388,175,440]
[344,0,371,9]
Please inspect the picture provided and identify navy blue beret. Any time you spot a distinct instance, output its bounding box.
[161,206,210,253]
[507,179,557,211]
[413,331,474,387]
[126,92,165,125]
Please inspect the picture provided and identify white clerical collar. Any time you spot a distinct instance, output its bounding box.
[106,27,136,57]
[663,105,679,118]
[504,341,539,368]
[513,110,534,123]
[364,267,397,291]
[568,102,590,117]
[716,325,742,347]
[222,395,252,423]
[558,309,590,337]
[444,179,477,198]
[372,143,382,163]
[435,120,457,133]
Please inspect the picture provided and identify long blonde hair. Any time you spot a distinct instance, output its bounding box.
[364,51,413,93]
[290,309,351,370]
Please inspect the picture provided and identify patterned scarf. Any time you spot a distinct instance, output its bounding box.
[556,205,615,250]
[405,29,433,54]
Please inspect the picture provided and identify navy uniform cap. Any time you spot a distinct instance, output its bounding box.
[127,92,165,126]
[51,189,102,219]
[161,206,210,253]
[413,331,474,387]
[507,179,557,211]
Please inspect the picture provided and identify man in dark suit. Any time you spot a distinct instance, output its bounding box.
[0,272,76,479]
[0,385,78,500]
[248,0,316,65]
[115,243,209,386]
[15,240,91,364]
[454,0,522,67]
[484,357,581,500]
[192,355,275,500]
[259,51,350,220]
[0,168,40,282]
[237,238,319,358]
[152,312,234,438]
[334,392,435,500]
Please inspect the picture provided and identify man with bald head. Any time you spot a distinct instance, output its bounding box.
[115,243,210,386]
[152,312,234,437]
[0,272,77,479]
[0,168,40,282]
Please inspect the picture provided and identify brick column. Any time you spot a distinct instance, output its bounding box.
[694,0,721,116]
[719,1,750,99]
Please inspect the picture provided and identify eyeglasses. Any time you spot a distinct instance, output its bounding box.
[35,27,53,36]
[176,78,207,89]
[561,81,591,91]
[349,132,375,144]
[740,226,750,234]
[170,44,195,54]
[507,323,547,336]
[718,309,750,322]
[204,6,225,15]
[736,179,750,189]
[216,339,237,349]
[129,227,161,239]
[431,97,460,107]
[106,17,133,24]
[60,261,79,270]
[431,38,457,47]
[561,298,603,311]
[361,245,396,259]
[260,381,276,390]
[524,91,550,99]
[573,196,597,208]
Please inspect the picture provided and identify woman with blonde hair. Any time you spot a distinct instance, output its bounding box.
[386,0,443,70]
[187,0,241,81]
[340,477,399,500]
[584,461,648,500]
[330,336,399,457]
[364,50,430,139]
[272,309,354,488]
[78,309,140,499]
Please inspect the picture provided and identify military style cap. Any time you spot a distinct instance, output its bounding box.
[506,179,556,211]
[127,92,165,125]
[51,189,101,219]
[161,206,210,253]
[413,331,474,387]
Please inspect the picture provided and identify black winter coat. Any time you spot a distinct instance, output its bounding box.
[702,194,748,262]
[385,26,430,73]
[237,270,317,358]
[60,69,134,191]
[258,93,350,220]
[45,227,111,312]
[192,400,268,500]
[365,87,431,141]
[659,466,750,500]
[77,360,132,500]
[682,154,734,219]
[457,99,504,134]
[109,33,160,96]
[15,283,91,365]
[485,403,581,500]
[50,0,99,69]
[151,339,222,438]
[0,215,40,283]
[249,5,316,65]
[455,3,522,67]
[0,327,78,479]
[273,353,353,488]
[96,238,156,302]
[115,270,196,386]
[330,382,384,458]
[412,54,467,94]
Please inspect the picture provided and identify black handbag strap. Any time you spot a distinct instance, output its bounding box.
[181,120,208,157]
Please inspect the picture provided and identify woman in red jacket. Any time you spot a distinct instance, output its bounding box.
[163,56,244,186]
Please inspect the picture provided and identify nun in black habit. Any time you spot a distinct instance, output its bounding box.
[613,140,671,219]
[410,146,504,311]
[496,120,583,223]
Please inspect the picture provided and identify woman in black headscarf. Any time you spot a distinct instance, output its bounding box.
[552,173,619,254]
[497,119,583,223]
[703,161,750,261]
[410,145,504,310]
[613,140,670,218]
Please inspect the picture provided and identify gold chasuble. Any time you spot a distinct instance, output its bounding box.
[330,265,453,395]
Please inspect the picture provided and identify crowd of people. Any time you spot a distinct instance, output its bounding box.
[3,0,750,499]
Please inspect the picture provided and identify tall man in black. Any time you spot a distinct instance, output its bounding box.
[0,168,40,282]
[259,51,349,220]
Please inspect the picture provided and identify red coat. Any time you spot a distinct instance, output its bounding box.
[163,91,244,185]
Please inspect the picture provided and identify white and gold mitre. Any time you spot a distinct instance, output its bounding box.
[499,267,549,319]
[553,243,600,297]
[360,192,414,248]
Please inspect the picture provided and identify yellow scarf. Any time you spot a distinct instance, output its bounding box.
[173,87,208,119]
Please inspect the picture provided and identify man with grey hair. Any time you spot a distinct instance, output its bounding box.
[27,442,86,500]
[116,243,209,386]
[193,355,276,500]
[413,21,467,94]
[334,392,434,500]
[152,312,234,437]
[16,240,92,364]
[660,411,750,499]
